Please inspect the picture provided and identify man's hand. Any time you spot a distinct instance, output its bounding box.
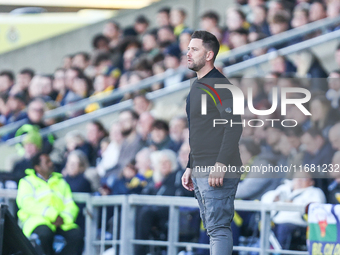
[182,168,194,191]
[208,162,226,187]
[53,216,64,227]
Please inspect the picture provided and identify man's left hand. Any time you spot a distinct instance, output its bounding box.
[208,162,226,187]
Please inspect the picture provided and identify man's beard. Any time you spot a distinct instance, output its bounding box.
[121,128,133,137]
[188,55,206,72]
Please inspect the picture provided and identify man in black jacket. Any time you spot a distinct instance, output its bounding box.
[182,30,243,255]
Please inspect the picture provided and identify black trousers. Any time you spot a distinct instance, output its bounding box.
[32,225,84,255]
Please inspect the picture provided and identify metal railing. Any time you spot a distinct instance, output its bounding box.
[1,15,340,137]
[0,189,309,255]
[224,28,340,75]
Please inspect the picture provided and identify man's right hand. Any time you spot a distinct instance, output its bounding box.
[53,216,64,227]
[182,168,194,191]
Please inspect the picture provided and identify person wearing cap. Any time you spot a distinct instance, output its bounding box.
[16,152,83,255]
[11,131,42,182]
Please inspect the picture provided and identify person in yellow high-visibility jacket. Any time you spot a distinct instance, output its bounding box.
[16,152,84,255]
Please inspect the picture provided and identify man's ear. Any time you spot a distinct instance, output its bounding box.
[206,51,215,62]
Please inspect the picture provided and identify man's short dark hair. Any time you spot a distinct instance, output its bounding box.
[239,138,261,156]
[108,20,121,30]
[120,109,139,120]
[31,152,48,169]
[191,30,220,61]
[92,34,110,49]
[230,28,249,36]
[305,128,323,138]
[90,120,108,137]
[0,70,15,82]
[94,53,111,67]
[135,15,149,25]
[284,126,303,137]
[337,43,340,51]
[158,7,171,15]
[271,11,290,24]
[20,68,35,78]
[201,11,220,24]
[75,52,90,62]
[152,120,169,132]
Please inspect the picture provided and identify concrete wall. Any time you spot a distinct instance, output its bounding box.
[0,0,234,74]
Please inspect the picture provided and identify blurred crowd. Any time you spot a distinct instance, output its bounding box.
[2,0,340,254]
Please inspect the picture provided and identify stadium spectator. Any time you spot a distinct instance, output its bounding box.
[102,20,121,49]
[232,138,282,249]
[133,94,152,116]
[111,110,144,175]
[93,53,114,76]
[261,124,286,164]
[249,5,271,36]
[71,52,90,71]
[267,0,286,22]
[169,116,187,152]
[137,111,154,143]
[282,126,305,176]
[102,162,146,195]
[286,103,311,131]
[327,151,340,203]
[291,4,309,29]
[141,31,159,58]
[200,11,222,42]
[96,123,123,177]
[268,11,291,49]
[11,131,42,182]
[261,171,326,250]
[301,128,335,193]
[86,121,108,166]
[0,94,9,126]
[326,70,340,109]
[310,95,340,138]
[149,120,179,152]
[170,7,187,37]
[5,93,27,124]
[222,8,248,48]
[135,149,190,255]
[63,149,100,192]
[309,1,327,22]
[0,70,15,96]
[328,122,340,151]
[62,54,73,69]
[156,7,171,28]
[270,55,297,74]
[53,68,66,104]
[63,130,94,170]
[229,28,249,50]
[294,50,328,80]
[63,150,96,231]
[16,152,84,255]
[157,25,177,44]
[92,34,111,52]
[123,15,149,37]
[135,147,153,181]
[9,68,34,101]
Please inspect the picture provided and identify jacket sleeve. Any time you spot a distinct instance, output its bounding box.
[16,178,58,222]
[215,94,243,166]
[60,180,79,225]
